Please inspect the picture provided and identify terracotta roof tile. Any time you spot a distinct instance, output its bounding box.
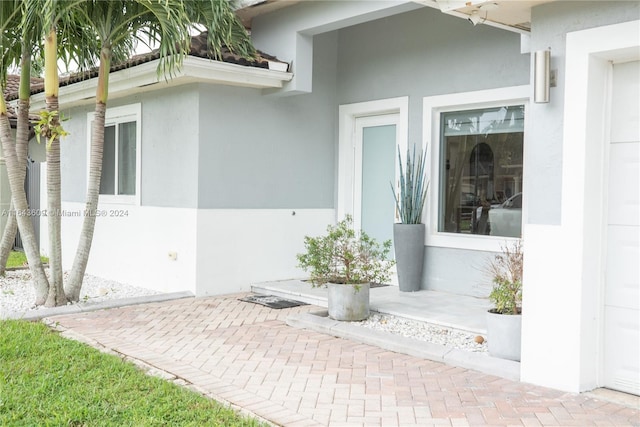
[3,75,44,120]
[4,31,286,102]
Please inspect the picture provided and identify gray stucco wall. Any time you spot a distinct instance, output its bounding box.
[60,87,200,208]
[196,31,338,209]
[336,6,530,143]
[60,105,91,203]
[138,86,199,208]
[526,1,640,225]
[424,246,494,297]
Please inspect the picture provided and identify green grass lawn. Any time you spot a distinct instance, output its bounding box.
[6,251,49,269]
[0,320,265,426]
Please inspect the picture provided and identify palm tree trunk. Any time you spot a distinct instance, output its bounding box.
[0,50,34,274]
[44,97,66,306]
[0,99,31,276]
[65,104,105,301]
[0,202,18,275]
[66,47,111,302]
[42,28,66,307]
[0,97,49,305]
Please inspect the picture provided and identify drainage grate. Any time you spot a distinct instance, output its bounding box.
[239,295,309,309]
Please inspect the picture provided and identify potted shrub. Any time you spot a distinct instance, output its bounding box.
[390,145,429,292]
[484,241,523,361]
[297,215,394,321]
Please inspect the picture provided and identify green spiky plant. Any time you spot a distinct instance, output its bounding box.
[297,215,395,287]
[390,145,429,224]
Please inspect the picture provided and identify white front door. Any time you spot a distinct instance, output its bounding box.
[337,98,409,279]
[353,115,399,247]
[602,60,640,396]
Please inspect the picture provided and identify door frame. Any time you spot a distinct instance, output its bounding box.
[337,97,409,223]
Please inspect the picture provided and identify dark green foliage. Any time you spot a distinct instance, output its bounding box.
[297,215,394,286]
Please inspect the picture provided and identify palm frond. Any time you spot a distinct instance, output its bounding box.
[0,1,29,85]
[184,0,256,60]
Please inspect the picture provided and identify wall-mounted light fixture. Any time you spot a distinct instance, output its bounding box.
[534,49,551,103]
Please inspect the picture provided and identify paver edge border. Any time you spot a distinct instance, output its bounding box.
[3,291,195,321]
[286,310,521,381]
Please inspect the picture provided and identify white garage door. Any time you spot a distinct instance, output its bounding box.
[603,60,640,396]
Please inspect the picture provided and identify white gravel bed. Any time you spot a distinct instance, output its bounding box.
[2,273,487,354]
[0,269,160,317]
[358,312,488,353]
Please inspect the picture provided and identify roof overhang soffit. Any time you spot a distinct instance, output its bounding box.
[251,1,424,96]
[23,56,293,111]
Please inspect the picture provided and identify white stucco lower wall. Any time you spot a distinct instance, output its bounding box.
[41,180,334,297]
[195,209,335,296]
[40,201,198,294]
[520,224,585,392]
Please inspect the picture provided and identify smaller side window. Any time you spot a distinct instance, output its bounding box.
[99,121,137,196]
[88,104,140,203]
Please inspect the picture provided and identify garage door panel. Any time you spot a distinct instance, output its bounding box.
[605,225,640,310]
[603,307,640,396]
[611,61,640,143]
[607,142,639,226]
[604,60,640,395]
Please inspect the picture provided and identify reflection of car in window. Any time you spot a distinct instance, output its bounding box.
[488,193,522,237]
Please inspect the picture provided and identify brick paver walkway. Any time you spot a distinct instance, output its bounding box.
[49,294,639,427]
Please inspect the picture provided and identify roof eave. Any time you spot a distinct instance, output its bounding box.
[23,56,293,111]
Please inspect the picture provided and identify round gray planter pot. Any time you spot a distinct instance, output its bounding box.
[327,282,370,321]
[393,223,425,292]
[486,310,522,361]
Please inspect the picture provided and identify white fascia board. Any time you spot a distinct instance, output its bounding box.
[182,56,292,87]
[26,56,293,110]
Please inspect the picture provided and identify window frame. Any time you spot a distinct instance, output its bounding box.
[423,86,529,252]
[87,103,141,205]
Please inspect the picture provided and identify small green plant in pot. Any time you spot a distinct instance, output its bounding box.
[390,145,429,292]
[297,215,394,321]
[485,240,523,361]
[486,241,523,315]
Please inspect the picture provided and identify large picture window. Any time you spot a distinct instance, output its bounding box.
[439,105,524,238]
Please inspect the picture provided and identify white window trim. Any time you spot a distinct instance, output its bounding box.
[338,96,409,222]
[86,103,141,205]
[423,86,529,252]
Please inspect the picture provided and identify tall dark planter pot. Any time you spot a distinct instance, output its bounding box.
[393,223,425,292]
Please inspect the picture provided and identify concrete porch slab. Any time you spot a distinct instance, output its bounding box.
[252,279,492,334]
